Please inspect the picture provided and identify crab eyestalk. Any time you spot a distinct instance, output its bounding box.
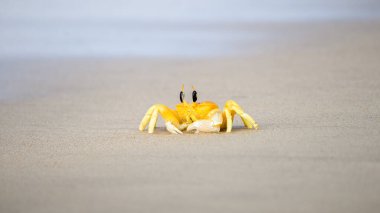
[192,85,198,103]
[180,85,185,103]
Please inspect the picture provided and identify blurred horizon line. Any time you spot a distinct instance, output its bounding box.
[1,0,380,58]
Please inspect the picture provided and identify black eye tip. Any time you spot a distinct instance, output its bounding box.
[180,91,184,103]
[192,90,198,102]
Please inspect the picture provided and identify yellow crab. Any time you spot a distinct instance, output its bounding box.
[139,85,259,134]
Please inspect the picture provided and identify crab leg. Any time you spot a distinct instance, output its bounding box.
[139,105,156,131]
[148,108,159,133]
[223,100,259,132]
[139,104,182,134]
[224,108,233,133]
[235,103,258,130]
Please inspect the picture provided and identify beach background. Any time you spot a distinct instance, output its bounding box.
[1,1,380,212]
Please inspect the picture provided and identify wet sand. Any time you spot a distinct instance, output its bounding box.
[1,21,380,213]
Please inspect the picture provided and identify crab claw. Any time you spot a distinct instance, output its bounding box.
[165,121,183,134]
[186,120,220,133]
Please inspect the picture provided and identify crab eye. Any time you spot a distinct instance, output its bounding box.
[192,90,197,102]
[180,91,185,103]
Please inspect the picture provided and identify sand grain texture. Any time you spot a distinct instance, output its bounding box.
[1,21,380,213]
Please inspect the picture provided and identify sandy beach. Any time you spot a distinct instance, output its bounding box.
[1,20,380,212]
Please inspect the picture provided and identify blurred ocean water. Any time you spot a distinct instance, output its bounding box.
[0,0,379,58]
